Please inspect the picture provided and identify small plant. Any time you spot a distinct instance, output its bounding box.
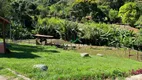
[109,9,118,23]
[131,69,142,75]
[112,70,125,78]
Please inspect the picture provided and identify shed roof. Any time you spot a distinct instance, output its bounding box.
[0,16,10,24]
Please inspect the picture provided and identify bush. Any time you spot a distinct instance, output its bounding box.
[35,17,138,48]
[133,29,142,49]
[71,1,107,22]
[109,9,119,23]
[49,1,71,19]
[35,17,64,38]
[35,17,80,40]
[61,21,80,41]
[81,23,136,47]
[131,69,142,75]
[135,15,142,28]
[11,21,33,40]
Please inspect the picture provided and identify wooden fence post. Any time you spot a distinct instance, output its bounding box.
[128,48,131,59]
[137,50,139,61]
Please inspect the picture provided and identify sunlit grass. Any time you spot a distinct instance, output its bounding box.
[76,46,142,61]
[0,43,142,79]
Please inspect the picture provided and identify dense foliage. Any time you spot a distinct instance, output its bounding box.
[1,0,142,49]
[0,0,11,17]
[118,2,140,26]
[34,17,136,48]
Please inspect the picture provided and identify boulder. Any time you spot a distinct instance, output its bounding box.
[33,64,48,71]
[96,54,103,57]
[80,53,90,57]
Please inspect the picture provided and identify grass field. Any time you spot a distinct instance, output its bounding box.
[0,43,142,80]
[76,46,142,61]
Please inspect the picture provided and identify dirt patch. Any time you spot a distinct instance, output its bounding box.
[116,24,139,33]
[126,74,142,80]
[0,75,7,80]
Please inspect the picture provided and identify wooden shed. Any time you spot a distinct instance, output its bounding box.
[0,16,10,53]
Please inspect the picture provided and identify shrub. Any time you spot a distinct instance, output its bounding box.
[78,22,136,47]
[71,1,107,22]
[61,21,80,41]
[35,17,138,48]
[49,1,71,19]
[131,69,142,75]
[36,17,80,40]
[133,29,142,49]
[11,21,33,40]
[36,17,64,38]
[109,9,119,23]
[135,15,142,28]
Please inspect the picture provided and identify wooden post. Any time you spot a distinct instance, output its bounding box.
[137,51,139,61]
[123,48,126,58]
[128,48,131,59]
[2,21,6,53]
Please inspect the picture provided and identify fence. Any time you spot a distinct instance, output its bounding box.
[4,38,142,61]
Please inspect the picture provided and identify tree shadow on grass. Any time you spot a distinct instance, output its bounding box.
[0,43,60,59]
[45,50,60,53]
[0,52,40,59]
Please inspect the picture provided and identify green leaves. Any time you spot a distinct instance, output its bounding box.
[36,17,138,47]
[118,2,140,26]
[36,17,80,40]
[109,9,118,22]
[71,1,107,22]
[0,0,11,17]
[9,0,40,39]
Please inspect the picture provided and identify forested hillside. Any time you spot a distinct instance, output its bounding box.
[1,0,142,48]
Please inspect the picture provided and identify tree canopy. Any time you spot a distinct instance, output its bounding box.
[118,2,140,26]
[0,0,142,40]
[0,0,11,17]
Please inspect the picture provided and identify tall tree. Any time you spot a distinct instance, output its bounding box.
[11,0,39,30]
[96,0,135,10]
[118,2,140,26]
[0,0,11,17]
[72,0,107,22]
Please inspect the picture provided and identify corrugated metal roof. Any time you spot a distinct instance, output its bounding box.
[0,16,10,24]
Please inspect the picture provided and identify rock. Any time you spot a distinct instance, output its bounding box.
[33,64,48,71]
[80,53,90,57]
[97,54,103,57]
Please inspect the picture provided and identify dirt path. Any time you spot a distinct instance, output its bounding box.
[0,68,31,80]
[126,74,142,80]
[0,75,7,80]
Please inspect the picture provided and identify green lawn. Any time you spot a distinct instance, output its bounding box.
[0,43,142,80]
[76,46,142,61]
